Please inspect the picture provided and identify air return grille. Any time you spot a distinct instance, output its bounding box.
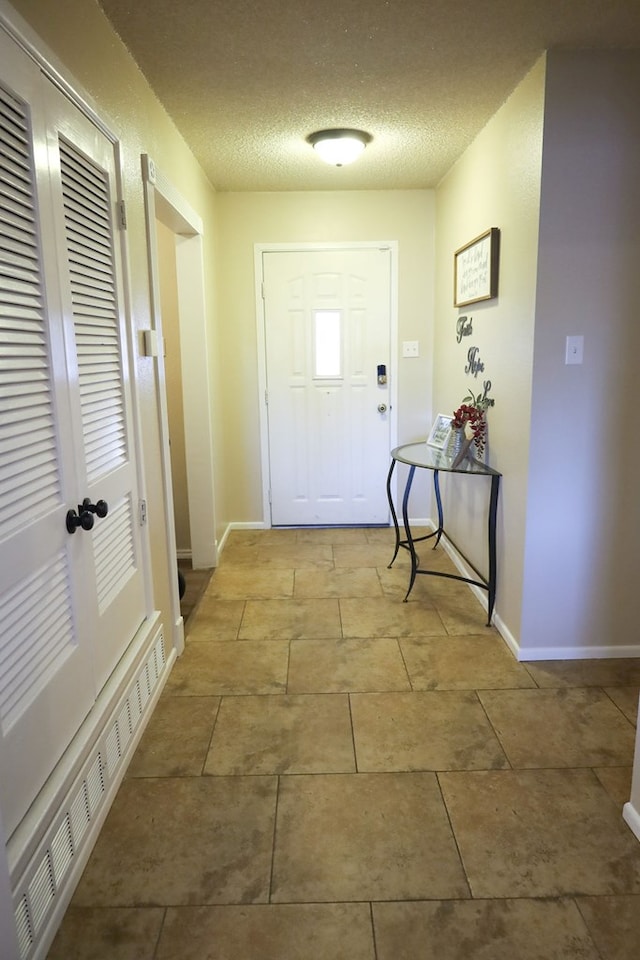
[12,630,166,959]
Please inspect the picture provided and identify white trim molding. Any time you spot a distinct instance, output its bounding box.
[515,643,640,661]
[623,801,640,844]
[141,154,218,656]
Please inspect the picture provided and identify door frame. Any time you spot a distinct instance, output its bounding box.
[142,155,218,653]
[255,241,399,527]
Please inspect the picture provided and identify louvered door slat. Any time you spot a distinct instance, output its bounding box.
[78,361,121,380]
[85,430,125,458]
[0,263,42,289]
[0,269,43,294]
[83,406,123,431]
[80,379,122,398]
[0,160,31,196]
[64,219,112,256]
[0,446,57,489]
[0,381,50,406]
[65,238,112,269]
[65,247,112,278]
[0,428,58,466]
[82,400,123,423]
[0,326,47,346]
[74,316,118,333]
[0,189,37,225]
[0,234,43,263]
[0,217,38,248]
[84,418,125,442]
[0,408,56,437]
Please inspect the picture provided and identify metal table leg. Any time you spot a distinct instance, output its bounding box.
[486,474,500,626]
[401,465,417,600]
[386,457,400,567]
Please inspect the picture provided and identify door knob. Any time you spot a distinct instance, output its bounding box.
[81,498,109,518]
[66,508,94,534]
[377,403,387,413]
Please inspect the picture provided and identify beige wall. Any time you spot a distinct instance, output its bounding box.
[521,50,640,655]
[156,219,191,553]
[434,58,546,644]
[214,190,436,524]
[7,0,221,630]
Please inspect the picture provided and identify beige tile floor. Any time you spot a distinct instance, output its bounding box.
[48,527,640,959]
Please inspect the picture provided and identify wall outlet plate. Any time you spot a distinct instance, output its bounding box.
[402,340,419,358]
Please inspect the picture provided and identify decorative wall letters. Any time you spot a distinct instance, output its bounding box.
[465,345,485,378]
[456,315,473,343]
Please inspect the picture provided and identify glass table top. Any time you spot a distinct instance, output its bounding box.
[391,441,501,476]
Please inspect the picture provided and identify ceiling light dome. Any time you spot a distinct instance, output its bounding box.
[307,128,372,166]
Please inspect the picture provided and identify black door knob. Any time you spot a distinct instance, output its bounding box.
[66,509,94,534]
[81,498,109,518]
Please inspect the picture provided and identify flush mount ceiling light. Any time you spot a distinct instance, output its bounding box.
[307,128,372,166]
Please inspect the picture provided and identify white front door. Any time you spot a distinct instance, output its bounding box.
[262,247,392,526]
[0,37,145,837]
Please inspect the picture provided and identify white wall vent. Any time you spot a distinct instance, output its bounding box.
[12,629,166,959]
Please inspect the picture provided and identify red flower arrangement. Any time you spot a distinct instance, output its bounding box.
[451,391,489,456]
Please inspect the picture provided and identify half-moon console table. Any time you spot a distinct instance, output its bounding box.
[386,441,501,626]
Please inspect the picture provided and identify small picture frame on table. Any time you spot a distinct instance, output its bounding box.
[426,414,453,449]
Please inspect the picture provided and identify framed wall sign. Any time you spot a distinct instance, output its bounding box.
[454,227,500,307]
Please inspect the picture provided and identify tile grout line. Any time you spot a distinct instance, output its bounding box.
[151,906,168,960]
[199,695,223,777]
[473,689,513,770]
[347,693,359,773]
[435,771,474,901]
[369,901,380,960]
[268,775,281,904]
[396,637,415,692]
[572,897,608,960]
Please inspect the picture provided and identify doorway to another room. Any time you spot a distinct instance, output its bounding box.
[142,157,218,649]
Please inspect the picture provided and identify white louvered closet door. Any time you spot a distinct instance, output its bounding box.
[0,35,146,838]
[45,80,145,691]
[0,39,94,838]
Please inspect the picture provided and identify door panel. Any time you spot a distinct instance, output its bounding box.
[0,45,94,837]
[47,81,146,689]
[263,248,391,525]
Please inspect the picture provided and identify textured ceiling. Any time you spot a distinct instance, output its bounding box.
[97,0,640,192]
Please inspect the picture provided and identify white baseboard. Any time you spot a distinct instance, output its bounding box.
[516,643,640,661]
[623,801,640,843]
[218,521,266,557]
[492,612,520,658]
[413,518,640,662]
[176,549,192,561]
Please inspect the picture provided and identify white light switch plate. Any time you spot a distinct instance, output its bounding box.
[565,335,584,365]
[402,340,419,358]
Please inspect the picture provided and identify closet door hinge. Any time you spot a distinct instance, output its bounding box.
[139,499,147,525]
[117,200,127,229]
